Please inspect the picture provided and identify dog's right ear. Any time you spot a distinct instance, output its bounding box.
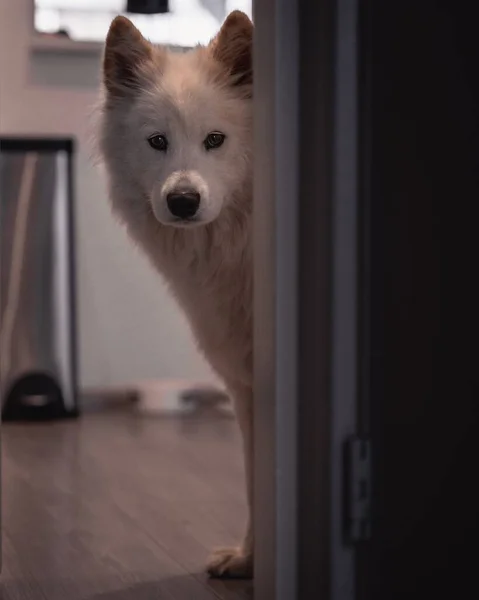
[103,16,152,98]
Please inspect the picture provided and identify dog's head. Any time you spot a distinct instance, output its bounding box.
[99,11,253,228]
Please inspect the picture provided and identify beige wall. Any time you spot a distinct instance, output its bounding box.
[0,0,215,388]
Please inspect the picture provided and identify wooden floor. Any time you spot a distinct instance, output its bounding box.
[0,404,253,599]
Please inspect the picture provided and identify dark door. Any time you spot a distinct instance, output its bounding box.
[357,2,479,598]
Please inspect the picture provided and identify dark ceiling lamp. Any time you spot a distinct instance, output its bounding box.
[126,0,169,14]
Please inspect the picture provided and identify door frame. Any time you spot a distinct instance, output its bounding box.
[254,1,360,598]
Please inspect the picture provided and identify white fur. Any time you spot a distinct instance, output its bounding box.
[97,12,255,578]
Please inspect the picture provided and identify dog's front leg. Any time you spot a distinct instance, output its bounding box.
[207,384,254,579]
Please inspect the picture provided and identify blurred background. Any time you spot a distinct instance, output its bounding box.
[34,0,252,46]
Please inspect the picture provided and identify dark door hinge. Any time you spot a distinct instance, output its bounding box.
[345,436,372,543]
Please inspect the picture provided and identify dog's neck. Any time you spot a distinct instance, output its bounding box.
[139,191,252,280]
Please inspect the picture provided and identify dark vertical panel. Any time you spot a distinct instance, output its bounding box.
[358,2,479,597]
[298,0,336,597]
[255,1,361,597]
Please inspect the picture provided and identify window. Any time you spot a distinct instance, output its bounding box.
[34,0,253,47]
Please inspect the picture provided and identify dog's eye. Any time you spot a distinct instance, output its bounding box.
[148,134,168,152]
[204,132,226,151]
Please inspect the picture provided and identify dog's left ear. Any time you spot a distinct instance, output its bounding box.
[210,11,253,90]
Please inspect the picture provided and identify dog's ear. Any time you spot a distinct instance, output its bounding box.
[103,16,153,98]
[210,11,253,90]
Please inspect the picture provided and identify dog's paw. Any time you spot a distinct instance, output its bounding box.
[207,547,253,579]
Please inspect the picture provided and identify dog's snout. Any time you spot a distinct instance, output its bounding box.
[166,191,201,219]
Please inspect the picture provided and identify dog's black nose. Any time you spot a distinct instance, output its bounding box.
[166,192,200,219]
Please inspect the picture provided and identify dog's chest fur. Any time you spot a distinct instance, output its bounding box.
[128,210,253,390]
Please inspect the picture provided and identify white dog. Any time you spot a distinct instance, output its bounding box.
[97,11,254,578]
